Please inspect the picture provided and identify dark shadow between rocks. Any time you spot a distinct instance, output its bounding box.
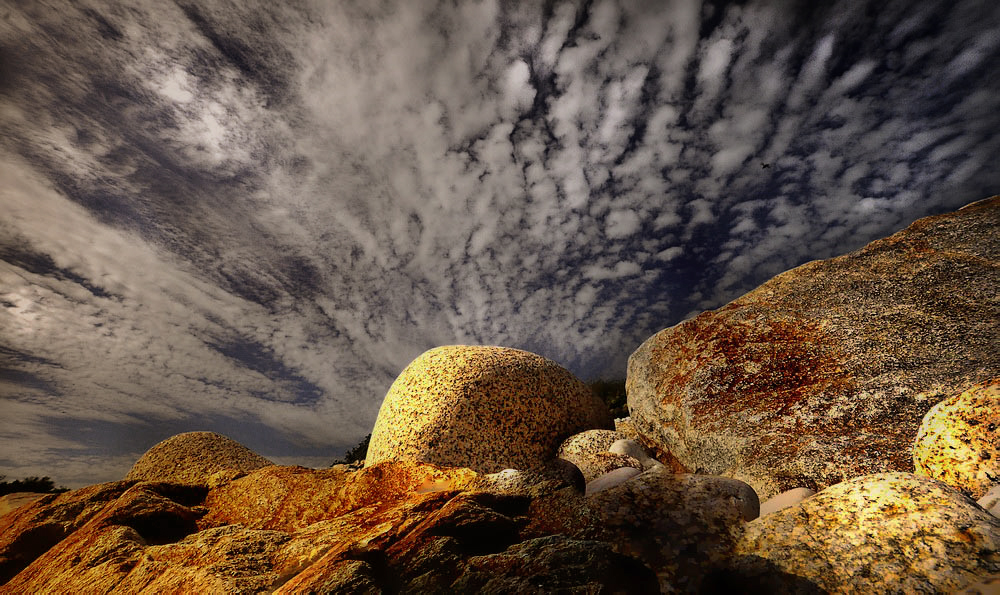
[0,523,69,584]
[700,555,827,594]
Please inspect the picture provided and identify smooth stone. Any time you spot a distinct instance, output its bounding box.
[759,487,816,517]
[979,485,1000,517]
[585,467,641,496]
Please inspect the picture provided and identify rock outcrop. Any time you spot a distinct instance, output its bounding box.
[0,461,658,593]
[627,196,1000,499]
[914,377,1000,499]
[125,431,274,485]
[728,473,1000,593]
[366,345,613,473]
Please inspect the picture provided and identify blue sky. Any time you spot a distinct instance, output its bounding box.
[1,0,998,487]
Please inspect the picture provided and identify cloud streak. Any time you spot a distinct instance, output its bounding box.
[1,0,998,487]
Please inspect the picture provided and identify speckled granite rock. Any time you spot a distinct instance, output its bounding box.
[914,378,1000,499]
[729,472,1000,593]
[366,345,613,473]
[557,429,641,481]
[628,196,1000,499]
[472,459,585,498]
[126,431,273,485]
[528,467,760,593]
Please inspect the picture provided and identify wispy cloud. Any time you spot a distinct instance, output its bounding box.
[1,0,997,487]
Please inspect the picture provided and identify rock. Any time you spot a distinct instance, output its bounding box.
[980,485,1000,517]
[914,378,1000,499]
[528,466,759,592]
[452,535,660,593]
[609,438,659,467]
[125,431,273,485]
[585,467,642,496]
[365,345,613,473]
[0,493,48,518]
[557,430,644,481]
[627,196,1000,499]
[0,481,133,584]
[472,459,585,498]
[958,573,1000,594]
[758,487,815,517]
[614,416,641,440]
[729,472,1000,593]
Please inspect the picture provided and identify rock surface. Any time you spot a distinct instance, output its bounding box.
[628,196,1000,499]
[914,377,1000,499]
[125,431,274,485]
[0,461,660,593]
[730,472,1000,593]
[528,466,759,592]
[366,345,613,473]
[0,493,47,518]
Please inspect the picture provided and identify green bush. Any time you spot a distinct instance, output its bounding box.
[0,475,69,496]
[589,379,628,419]
[331,433,371,466]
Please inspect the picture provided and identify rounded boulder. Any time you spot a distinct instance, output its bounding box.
[126,431,273,485]
[365,345,613,473]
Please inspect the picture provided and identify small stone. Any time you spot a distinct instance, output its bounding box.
[758,487,816,517]
[608,439,657,468]
[979,485,1000,517]
[585,467,641,496]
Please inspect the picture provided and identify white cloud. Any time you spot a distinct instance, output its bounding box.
[605,209,642,238]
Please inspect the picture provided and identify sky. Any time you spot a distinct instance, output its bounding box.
[1,0,998,488]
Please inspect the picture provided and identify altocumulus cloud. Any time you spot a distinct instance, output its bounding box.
[1,0,998,487]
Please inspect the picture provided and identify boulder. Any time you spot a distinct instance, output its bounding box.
[628,196,1000,499]
[528,466,759,592]
[914,378,1000,499]
[365,345,613,473]
[125,431,273,485]
[728,472,1000,593]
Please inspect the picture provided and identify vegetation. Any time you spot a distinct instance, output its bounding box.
[0,475,69,496]
[331,433,371,466]
[589,378,628,419]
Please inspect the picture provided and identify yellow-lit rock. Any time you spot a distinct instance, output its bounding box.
[914,378,1000,499]
[365,345,613,473]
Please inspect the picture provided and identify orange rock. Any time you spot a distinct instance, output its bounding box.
[627,196,1000,499]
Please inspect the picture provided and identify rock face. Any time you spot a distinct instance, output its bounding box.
[914,378,1000,499]
[366,345,613,473]
[0,461,658,593]
[0,493,47,518]
[628,196,1000,499]
[125,431,274,485]
[729,473,1000,593]
[528,466,759,593]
